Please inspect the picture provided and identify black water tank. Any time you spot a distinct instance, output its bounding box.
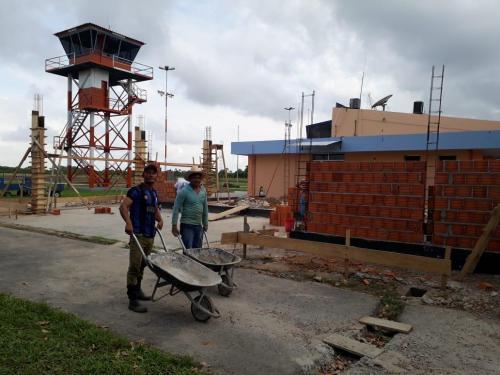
[349,98,361,109]
[413,101,424,114]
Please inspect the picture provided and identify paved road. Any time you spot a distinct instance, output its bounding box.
[0,227,377,374]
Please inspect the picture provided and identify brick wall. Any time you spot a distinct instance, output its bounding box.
[432,160,500,252]
[306,161,426,244]
[155,173,176,203]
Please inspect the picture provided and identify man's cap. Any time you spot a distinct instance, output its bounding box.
[143,164,159,174]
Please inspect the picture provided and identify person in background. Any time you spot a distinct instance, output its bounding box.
[119,164,163,313]
[174,176,189,194]
[171,166,208,249]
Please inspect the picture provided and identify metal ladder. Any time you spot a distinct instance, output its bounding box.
[425,65,445,154]
[424,65,445,242]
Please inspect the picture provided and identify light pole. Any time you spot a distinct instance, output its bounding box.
[158,65,175,168]
[283,107,295,202]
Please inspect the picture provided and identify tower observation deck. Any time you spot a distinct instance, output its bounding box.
[46,23,153,187]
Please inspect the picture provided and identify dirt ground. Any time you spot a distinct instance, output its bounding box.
[0,211,499,374]
[230,244,500,321]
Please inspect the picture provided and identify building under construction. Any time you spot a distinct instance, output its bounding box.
[232,83,500,265]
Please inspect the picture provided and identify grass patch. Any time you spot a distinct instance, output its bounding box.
[0,294,200,374]
[377,291,405,320]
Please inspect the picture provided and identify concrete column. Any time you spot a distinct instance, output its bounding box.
[133,126,147,185]
[30,111,46,214]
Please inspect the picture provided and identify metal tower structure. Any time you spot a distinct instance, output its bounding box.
[46,23,153,187]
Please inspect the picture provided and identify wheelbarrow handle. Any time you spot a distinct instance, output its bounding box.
[176,233,188,253]
[155,228,168,252]
[203,231,210,248]
[131,233,153,268]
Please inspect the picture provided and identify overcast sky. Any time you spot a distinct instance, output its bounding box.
[1,0,499,169]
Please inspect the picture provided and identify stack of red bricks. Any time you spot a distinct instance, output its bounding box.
[432,160,500,251]
[270,204,293,226]
[155,177,176,203]
[307,161,426,244]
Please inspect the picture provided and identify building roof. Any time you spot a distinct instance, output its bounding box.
[54,23,145,46]
[231,130,500,155]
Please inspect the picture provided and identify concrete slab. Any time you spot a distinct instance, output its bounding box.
[0,227,378,375]
[0,205,270,249]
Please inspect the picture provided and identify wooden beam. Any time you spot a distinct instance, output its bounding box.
[222,231,451,275]
[208,205,249,221]
[457,204,500,280]
[359,316,413,334]
[47,154,196,168]
[1,148,30,197]
[220,232,238,244]
[33,140,90,209]
[441,246,452,288]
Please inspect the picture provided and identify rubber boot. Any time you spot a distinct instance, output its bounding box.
[136,278,151,301]
[127,285,148,313]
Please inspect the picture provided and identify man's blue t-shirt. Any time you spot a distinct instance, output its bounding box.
[127,184,159,237]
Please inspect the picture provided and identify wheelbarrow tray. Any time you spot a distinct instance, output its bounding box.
[184,247,242,268]
[149,252,221,290]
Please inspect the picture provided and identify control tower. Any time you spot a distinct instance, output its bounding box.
[46,23,153,187]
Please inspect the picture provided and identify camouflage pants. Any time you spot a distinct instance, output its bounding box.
[127,234,154,286]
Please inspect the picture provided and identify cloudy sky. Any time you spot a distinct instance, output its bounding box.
[0,0,499,169]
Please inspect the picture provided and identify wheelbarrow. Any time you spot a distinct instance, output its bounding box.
[178,232,241,297]
[131,229,222,322]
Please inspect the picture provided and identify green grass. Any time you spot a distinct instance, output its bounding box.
[0,294,200,375]
[377,292,405,320]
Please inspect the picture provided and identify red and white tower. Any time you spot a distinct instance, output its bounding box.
[46,23,153,187]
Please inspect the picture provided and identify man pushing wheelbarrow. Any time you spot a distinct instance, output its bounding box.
[119,164,163,313]
[171,166,208,249]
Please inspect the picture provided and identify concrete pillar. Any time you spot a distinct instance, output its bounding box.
[30,111,46,214]
[133,126,147,185]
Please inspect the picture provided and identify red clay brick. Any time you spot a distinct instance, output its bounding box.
[490,160,500,172]
[433,198,448,209]
[435,173,449,184]
[453,174,467,184]
[458,160,474,172]
[488,240,500,252]
[473,160,490,172]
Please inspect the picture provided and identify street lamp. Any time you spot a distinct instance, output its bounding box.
[158,65,175,167]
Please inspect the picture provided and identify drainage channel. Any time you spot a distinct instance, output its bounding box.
[318,290,413,374]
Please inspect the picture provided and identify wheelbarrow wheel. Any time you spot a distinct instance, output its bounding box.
[218,274,233,297]
[191,295,213,322]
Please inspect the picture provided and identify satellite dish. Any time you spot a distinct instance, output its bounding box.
[371,94,393,111]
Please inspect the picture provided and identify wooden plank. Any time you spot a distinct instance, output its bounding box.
[441,246,452,288]
[220,232,239,244]
[457,204,500,280]
[208,205,249,221]
[255,229,277,236]
[223,232,451,275]
[323,334,383,359]
[359,316,413,334]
